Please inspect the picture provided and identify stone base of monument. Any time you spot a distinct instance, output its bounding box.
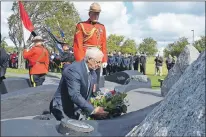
[115,78,152,93]
[105,70,143,84]
[104,70,151,92]
[0,77,31,94]
[57,118,94,136]
[1,101,161,136]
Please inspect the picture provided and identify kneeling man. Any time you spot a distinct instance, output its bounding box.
[50,47,108,120]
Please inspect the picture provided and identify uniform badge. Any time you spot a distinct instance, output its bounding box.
[99,28,103,33]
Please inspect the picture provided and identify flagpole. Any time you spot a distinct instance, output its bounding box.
[18,2,26,48]
[53,15,65,41]
[18,1,26,69]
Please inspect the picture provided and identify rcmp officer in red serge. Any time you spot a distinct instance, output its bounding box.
[73,2,108,92]
[23,36,49,87]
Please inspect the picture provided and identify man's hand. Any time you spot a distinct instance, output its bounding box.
[91,106,108,118]
[102,62,107,68]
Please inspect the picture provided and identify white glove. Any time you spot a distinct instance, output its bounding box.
[102,62,108,68]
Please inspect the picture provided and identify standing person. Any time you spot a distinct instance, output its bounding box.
[115,51,122,72]
[166,54,173,71]
[0,47,9,84]
[73,2,108,92]
[50,47,108,120]
[23,36,49,87]
[128,53,134,70]
[59,44,75,71]
[107,53,115,75]
[154,54,163,76]
[139,52,147,75]
[133,52,140,71]
[11,51,17,68]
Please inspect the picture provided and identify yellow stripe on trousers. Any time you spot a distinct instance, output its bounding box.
[30,75,36,87]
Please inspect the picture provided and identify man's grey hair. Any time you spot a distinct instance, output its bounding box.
[85,47,104,61]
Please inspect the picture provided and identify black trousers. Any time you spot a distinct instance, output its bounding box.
[134,63,139,71]
[140,63,146,75]
[29,74,46,87]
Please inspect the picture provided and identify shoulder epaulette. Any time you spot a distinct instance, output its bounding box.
[77,21,87,25]
[96,22,104,26]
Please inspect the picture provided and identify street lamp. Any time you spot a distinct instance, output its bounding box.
[191,30,194,45]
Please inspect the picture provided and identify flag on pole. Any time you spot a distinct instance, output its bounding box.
[18,1,36,44]
[59,28,65,38]
[44,27,64,54]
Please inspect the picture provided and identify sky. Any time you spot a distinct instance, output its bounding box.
[1,1,205,53]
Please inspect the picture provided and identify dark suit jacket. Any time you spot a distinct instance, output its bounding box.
[60,60,96,119]
[0,47,9,78]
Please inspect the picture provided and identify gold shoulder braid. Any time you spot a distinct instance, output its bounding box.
[80,23,97,42]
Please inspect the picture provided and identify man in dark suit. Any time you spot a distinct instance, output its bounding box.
[50,47,108,120]
[0,47,9,84]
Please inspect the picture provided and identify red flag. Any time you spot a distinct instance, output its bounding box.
[18,1,34,43]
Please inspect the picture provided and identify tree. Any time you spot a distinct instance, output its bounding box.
[106,34,124,53]
[4,46,16,53]
[138,37,158,56]
[0,34,8,48]
[164,37,189,57]
[120,38,137,55]
[194,36,205,53]
[7,1,81,68]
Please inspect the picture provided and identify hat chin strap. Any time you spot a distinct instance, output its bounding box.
[34,41,43,45]
[91,19,98,23]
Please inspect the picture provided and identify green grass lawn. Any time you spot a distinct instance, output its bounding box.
[6,57,168,89]
[7,68,29,74]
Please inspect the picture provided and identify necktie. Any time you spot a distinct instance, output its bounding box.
[87,71,92,97]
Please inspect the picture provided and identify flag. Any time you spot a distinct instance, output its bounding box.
[55,18,65,40]
[59,28,65,38]
[44,27,64,54]
[18,1,36,44]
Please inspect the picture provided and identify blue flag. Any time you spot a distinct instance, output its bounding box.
[59,28,65,38]
[44,26,64,54]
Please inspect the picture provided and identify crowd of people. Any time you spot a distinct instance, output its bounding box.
[5,48,177,78]
[6,51,18,69]
[104,51,177,77]
[104,51,147,75]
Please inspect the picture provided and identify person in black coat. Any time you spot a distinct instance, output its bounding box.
[133,52,140,71]
[0,47,9,84]
[59,44,75,71]
[139,52,147,75]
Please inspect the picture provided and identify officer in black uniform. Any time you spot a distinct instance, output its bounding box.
[128,53,133,70]
[139,52,147,75]
[115,51,122,72]
[59,44,75,71]
[122,54,128,71]
[133,52,140,71]
[0,47,9,84]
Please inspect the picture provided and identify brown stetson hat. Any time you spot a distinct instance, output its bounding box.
[32,36,44,42]
[89,2,101,12]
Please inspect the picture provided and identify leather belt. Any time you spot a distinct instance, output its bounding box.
[83,44,102,49]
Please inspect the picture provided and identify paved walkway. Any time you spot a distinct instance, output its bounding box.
[5,72,61,85]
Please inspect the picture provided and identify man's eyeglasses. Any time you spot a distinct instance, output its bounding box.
[90,58,102,64]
